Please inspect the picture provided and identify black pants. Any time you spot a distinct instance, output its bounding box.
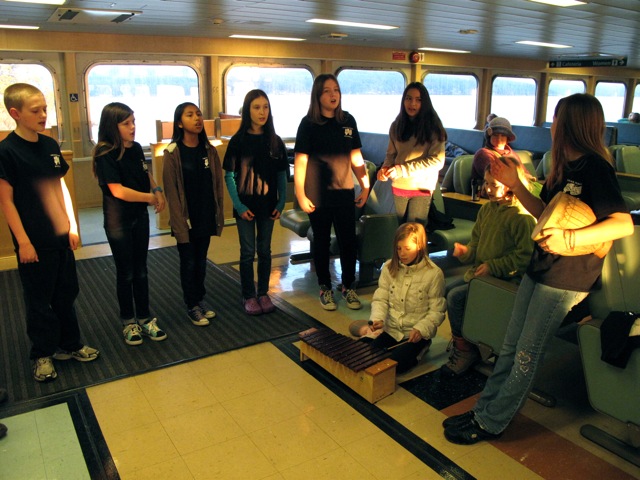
[371,331,429,374]
[308,205,357,289]
[18,248,82,359]
[177,234,211,309]
[105,210,150,321]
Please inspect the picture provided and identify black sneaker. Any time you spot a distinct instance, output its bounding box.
[197,301,216,319]
[442,410,475,429]
[188,306,210,326]
[444,418,501,445]
[319,286,337,311]
[341,287,362,310]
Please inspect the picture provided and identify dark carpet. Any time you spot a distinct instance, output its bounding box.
[401,368,487,411]
[0,247,316,404]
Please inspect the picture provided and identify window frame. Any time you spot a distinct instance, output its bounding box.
[336,67,407,134]
[422,71,479,129]
[490,75,538,126]
[84,61,202,148]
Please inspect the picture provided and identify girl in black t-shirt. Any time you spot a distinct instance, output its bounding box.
[93,102,168,346]
[442,94,634,445]
[163,102,224,326]
[294,74,371,311]
[223,90,288,315]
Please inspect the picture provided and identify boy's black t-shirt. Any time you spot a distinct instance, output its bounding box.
[177,141,216,237]
[223,132,288,218]
[0,132,70,250]
[94,142,150,229]
[294,113,362,208]
[527,154,627,292]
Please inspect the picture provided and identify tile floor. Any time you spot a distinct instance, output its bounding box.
[0,207,639,480]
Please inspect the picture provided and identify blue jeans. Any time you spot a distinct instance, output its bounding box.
[445,278,468,337]
[236,215,275,299]
[105,209,150,321]
[177,234,211,308]
[472,274,588,434]
[393,195,432,226]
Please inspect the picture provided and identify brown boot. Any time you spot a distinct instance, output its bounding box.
[440,336,480,378]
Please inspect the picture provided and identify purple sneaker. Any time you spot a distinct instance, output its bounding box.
[243,297,263,316]
[258,295,276,314]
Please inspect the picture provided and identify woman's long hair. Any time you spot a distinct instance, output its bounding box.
[236,89,281,155]
[306,73,346,125]
[92,102,134,175]
[170,102,211,146]
[547,93,612,189]
[387,222,430,277]
[393,82,447,145]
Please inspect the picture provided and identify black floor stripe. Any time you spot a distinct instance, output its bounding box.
[272,335,476,480]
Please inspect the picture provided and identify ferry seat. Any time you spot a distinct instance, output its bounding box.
[355,179,399,285]
[279,195,311,237]
[536,151,552,180]
[613,146,640,212]
[461,276,518,361]
[428,182,476,255]
[451,151,535,195]
[616,145,640,174]
[452,154,475,195]
[578,225,640,466]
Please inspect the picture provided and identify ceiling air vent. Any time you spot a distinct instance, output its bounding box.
[48,8,140,25]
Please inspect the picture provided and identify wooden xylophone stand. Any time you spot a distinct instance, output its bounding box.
[298,327,398,403]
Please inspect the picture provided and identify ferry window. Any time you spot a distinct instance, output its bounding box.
[595,81,626,122]
[632,84,640,113]
[337,69,405,134]
[87,64,199,147]
[0,63,57,131]
[491,76,536,126]
[226,66,313,138]
[423,73,477,129]
[546,79,585,122]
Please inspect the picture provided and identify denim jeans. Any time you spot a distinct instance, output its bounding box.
[177,234,211,308]
[445,278,468,337]
[393,195,432,226]
[308,205,357,289]
[236,214,275,299]
[472,274,588,434]
[18,248,82,358]
[105,209,150,321]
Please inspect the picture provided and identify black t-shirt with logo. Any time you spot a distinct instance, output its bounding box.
[294,113,362,208]
[94,142,150,230]
[223,132,288,218]
[527,154,627,291]
[177,141,216,237]
[0,132,70,250]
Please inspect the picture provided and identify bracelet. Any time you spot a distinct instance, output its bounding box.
[563,229,575,252]
[152,186,163,193]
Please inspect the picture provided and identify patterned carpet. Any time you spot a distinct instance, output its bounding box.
[0,247,317,403]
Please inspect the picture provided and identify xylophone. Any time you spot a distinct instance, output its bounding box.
[298,327,398,403]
